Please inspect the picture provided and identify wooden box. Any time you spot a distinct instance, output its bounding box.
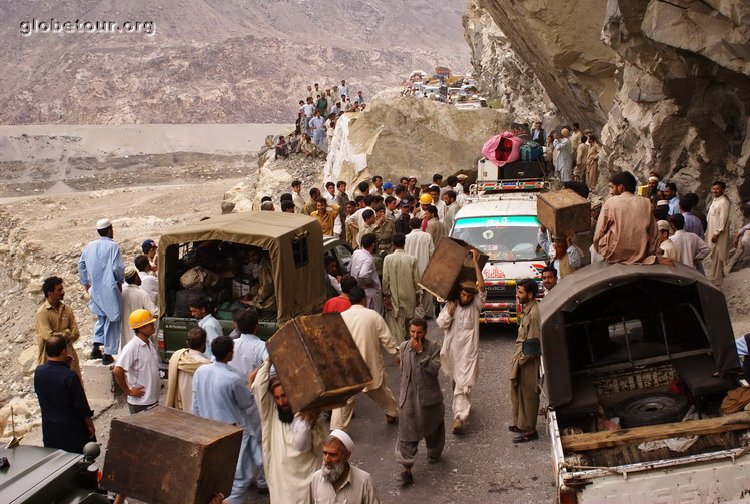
[101,406,242,504]
[267,313,372,413]
[536,189,591,235]
[419,237,489,302]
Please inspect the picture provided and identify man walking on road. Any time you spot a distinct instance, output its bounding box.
[34,335,95,454]
[395,318,444,485]
[193,336,264,503]
[706,180,731,284]
[350,233,383,314]
[228,308,269,492]
[78,218,124,364]
[36,276,81,377]
[436,249,486,435]
[383,233,422,344]
[509,278,542,443]
[331,287,401,430]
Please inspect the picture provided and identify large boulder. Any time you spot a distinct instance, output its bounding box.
[324,91,510,186]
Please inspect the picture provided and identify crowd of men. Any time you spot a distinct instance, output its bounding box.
[273,80,367,160]
[29,140,748,503]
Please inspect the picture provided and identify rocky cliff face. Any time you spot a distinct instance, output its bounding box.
[462,0,558,124]
[470,0,749,208]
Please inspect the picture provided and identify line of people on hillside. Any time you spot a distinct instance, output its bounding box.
[274,79,367,159]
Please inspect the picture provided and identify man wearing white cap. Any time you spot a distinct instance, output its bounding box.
[309,430,380,504]
[78,218,125,364]
[120,265,159,349]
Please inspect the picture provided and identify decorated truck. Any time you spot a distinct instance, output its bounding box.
[449,190,547,323]
[541,262,749,504]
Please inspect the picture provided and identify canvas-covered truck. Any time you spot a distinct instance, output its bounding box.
[156,212,326,364]
[541,262,750,503]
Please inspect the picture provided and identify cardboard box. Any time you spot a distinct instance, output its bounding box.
[536,189,591,235]
[266,313,372,413]
[102,406,242,504]
[419,237,489,302]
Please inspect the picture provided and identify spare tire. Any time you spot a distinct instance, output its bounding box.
[614,393,690,428]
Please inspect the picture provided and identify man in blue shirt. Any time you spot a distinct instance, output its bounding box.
[229,308,269,493]
[193,336,262,503]
[78,218,124,364]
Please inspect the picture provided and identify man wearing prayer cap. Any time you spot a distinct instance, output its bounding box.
[120,264,159,348]
[78,218,125,364]
[309,430,381,503]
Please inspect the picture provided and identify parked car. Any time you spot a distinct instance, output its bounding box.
[0,442,108,503]
[542,262,746,503]
[156,212,326,364]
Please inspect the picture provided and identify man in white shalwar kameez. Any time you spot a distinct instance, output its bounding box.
[330,287,401,430]
[553,128,573,182]
[404,217,435,318]
[436,250,486,435]
[383,233,422,344]
[349,233,383,314]
[251,359,325,504]
[667,214,710,271]
[706,180,731,284]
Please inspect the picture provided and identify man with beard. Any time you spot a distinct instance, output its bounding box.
[436,249,486,435]
[309,430,380,503]
[193,336,262,502]
[251,359,325,504]
[396,318,444,485]
[509,278,542,443]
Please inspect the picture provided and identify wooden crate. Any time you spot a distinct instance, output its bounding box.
[419,237,488,302]
[266,313,372,413]
[536,189,591,235]
[101,406,242,504]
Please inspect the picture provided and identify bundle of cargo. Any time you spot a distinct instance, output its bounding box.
[536,188,592,235]
[102,406,242,504]
[419,237,489,302]
[266,313,372,413]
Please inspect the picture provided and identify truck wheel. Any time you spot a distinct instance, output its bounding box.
[614,393,689,428]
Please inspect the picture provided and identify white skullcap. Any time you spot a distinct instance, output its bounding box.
[648,176,659,183]
[96,218,112,230]
[329,429,354,453]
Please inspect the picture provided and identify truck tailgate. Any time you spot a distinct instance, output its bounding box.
[576,451,750,503]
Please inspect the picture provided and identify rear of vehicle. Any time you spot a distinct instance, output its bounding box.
[449,195,547,324]
[0,445,107,504]
[540,263,747,503]
[156,212,325,364]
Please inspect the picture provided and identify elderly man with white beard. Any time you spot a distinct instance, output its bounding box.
[309,430,381,504]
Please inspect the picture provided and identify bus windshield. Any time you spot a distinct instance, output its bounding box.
[451,215,548,262]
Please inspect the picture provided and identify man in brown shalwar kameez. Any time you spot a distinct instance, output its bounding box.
[509,278,541,443]
[593,171,659,265]
[395,318,444,485]
[36,276,81,378]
